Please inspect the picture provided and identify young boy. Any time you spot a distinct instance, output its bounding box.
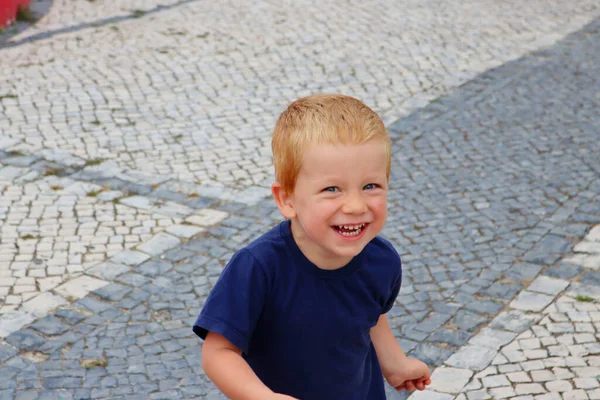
[193,94,431,399]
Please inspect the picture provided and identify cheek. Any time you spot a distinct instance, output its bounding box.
[308,202,338,226]
[370,197,388,217]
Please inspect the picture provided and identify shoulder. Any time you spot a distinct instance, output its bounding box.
[361,236,402,280]
[365,236,401,265]
[229,220,290,274]
[244,220,289,255]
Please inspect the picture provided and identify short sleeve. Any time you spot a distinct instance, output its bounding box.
[192,249,269,354]
[382,250,402,315]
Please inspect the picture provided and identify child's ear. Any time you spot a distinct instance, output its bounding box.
[272,182,296,219]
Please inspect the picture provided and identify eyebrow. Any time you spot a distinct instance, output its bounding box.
[313,174,386,184]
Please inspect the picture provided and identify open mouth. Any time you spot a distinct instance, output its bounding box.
[333,223,367,237]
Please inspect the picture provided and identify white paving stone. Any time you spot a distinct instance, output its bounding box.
[445,346,497,371]
[109,250,150,266]
[469,328,518,350]
[136,233,180,256]
[487,386,516,399]
[54,275,109,300]
[87,262,130,281]
[511,291,556,312]
[490,311,542,333]
[21,292,68,317]
[528,277,570,296]
[0,310,36,338]
[574,241,600,254]
[166,224,205,238]
[515,383,546,395]
[407,390,453,400]
[427,367,474,394]
[482,375,511,388]
[185,209,229,227]
[586,226,600,242]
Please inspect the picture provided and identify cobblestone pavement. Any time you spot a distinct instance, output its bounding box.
[0,1,600,399]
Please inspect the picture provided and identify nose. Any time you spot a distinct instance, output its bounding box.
[341,192,368,215]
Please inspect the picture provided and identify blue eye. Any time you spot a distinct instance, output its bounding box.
[323,186,338,192]
[364,183,378,190]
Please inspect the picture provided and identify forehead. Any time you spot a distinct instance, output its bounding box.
[299,139,388,179]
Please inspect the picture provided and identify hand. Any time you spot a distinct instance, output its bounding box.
[269,394,299,400]
[384,357,431,392]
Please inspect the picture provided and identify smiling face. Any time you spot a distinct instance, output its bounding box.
[273,138,389,270]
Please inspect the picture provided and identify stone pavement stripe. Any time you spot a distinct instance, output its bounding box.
[0,148,261,206]
[407,224,600,399]
[380,19,600,398]
[0,164,230,336]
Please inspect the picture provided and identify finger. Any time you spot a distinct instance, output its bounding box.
[405,381,416,392]
[424,378,432,385]
[395,383,405,392]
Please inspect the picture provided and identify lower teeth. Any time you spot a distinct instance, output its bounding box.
[338,228,361,236]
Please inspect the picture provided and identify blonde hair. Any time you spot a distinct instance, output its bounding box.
[272,94,391,194]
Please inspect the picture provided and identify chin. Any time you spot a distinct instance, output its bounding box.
[335,244,368,258]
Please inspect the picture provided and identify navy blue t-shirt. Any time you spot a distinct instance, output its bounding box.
[193,220,402,399]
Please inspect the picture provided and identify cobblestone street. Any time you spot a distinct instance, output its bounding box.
[1,0,600,399]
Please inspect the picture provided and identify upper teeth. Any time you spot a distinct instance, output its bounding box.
[341,224,365,230]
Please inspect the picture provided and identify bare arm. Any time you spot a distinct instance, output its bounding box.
[370,315,431,392]
[202,332,297,400]
[370,314,408,375]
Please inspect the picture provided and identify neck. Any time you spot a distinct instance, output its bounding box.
[289,219,352,270]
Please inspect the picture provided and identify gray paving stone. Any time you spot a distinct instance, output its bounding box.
[23,391,73,400]
[414,312,452,333]
[93,283,133,302]
[543,263,583,280]
[0,343,18,363]
[138,260,173,277]
[74,297,113,314]
[29,316,69,336]
[480,282,524,300]
[163,248,195,262]
[410,343,454,367]
[115,273,152,287]
[450,310,488,332]
[504,263,544,283]
[428,328,472,348]
[54,309,86,325]
[5,330,45,351]
[464,300,505,315]
[581,271,600,286]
